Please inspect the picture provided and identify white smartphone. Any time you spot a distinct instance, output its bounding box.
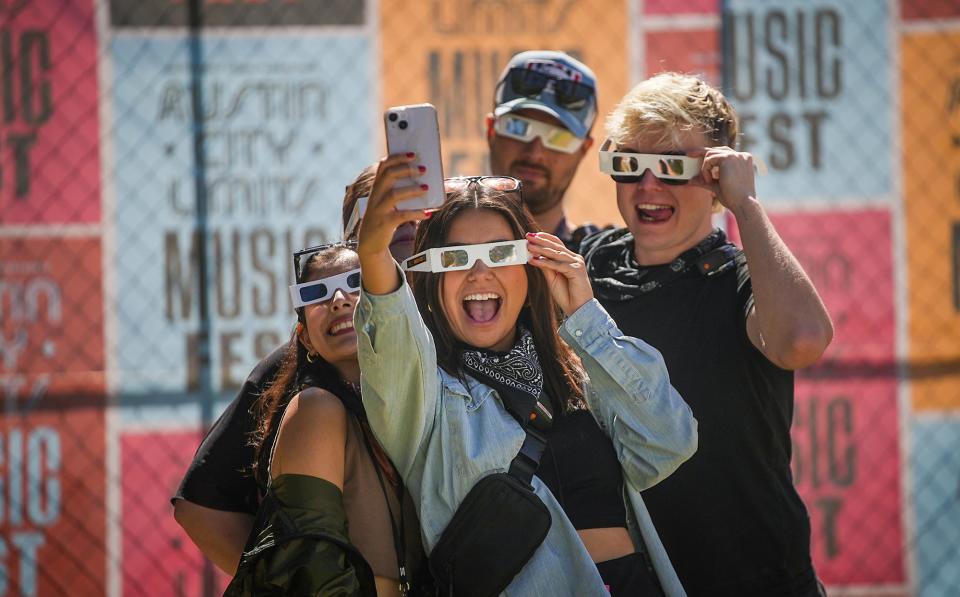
[384,103,445,211]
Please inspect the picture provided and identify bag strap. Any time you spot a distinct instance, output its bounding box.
[507,424,548,487]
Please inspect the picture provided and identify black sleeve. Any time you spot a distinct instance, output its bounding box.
[173,343,289,514]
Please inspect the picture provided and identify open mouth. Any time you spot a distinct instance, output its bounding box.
[327,315,355,337]
[636,203,675,223]
[463,292,502,324]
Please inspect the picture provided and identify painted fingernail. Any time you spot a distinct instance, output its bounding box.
[420,184,429,190]
[423,210,433,219]
[406,152,415,158]
[418,165,426,174]
[526,232,536,238]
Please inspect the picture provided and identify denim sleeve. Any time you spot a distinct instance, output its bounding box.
[354,274,439,479]
[559,299,698,491]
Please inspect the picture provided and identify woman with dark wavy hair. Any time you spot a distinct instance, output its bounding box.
[355,153,698,596]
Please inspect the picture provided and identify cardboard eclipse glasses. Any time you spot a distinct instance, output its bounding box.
[403,239,529,273]
[289,268,361,308]
[598,139,702,185]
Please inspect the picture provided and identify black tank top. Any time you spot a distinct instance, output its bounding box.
[536,410,664,595]
[536,409,626,529]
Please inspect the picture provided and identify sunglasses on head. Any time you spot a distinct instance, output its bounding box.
[444,175,521,194]
[494,114,584,154]
[507,67,594,109]
[289,268,361,308]
[598,139,702,185]
[402,239,529,273]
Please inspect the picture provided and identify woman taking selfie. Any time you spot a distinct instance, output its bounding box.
[355,154,698,596]
[225,241,428,597]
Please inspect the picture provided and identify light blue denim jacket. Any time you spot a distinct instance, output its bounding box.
[356,278,697,597]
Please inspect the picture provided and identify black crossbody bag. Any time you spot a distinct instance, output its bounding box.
[428,419,551,597]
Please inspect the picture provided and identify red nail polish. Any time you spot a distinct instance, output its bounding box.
[526,232,536,238]
[420,184,429,190]
[423,210,433,219]
[406,152,415,158]
[418,165,426,174]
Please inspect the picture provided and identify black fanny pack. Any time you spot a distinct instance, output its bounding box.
[428,425,551,597]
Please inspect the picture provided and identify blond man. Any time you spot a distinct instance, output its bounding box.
[581,72,833,597]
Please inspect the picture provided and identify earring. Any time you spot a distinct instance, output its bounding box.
[306,351,318,363]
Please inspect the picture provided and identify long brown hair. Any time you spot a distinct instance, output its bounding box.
[410,186,586,412]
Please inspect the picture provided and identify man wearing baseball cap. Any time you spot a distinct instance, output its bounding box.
[487,50,599,248]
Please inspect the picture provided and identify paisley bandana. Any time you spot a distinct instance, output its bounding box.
[582,227,737,302]
[458,327,553,430]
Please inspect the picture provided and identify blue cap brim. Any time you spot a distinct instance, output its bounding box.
[494,98,589,139]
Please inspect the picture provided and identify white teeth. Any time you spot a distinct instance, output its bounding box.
[329,320,354,334]
[463,293,500,301]
[636,203,673,210]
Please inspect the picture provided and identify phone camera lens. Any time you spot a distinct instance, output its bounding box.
[388,112,399,122]
[399,120,408,130]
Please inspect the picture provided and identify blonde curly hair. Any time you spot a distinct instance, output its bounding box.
[605,72,739,149]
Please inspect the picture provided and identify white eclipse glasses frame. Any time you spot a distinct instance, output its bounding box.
[402,240,529,273]
[494,114,585,154]
[288,268,361,308]
[598,139,702,183]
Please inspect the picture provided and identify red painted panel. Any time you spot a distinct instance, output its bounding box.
[0,0,101,224]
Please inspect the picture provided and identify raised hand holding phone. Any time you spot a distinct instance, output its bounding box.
[357,154,429,295]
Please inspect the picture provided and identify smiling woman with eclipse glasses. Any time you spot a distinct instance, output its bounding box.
[354,153,698,597]
[224,239,430,597]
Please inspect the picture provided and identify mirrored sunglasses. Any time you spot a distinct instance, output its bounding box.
[507,67,594,109]
[288,268,361,308]
[598,139,701,186]
[494,114,584,154]
[402,240,529,273]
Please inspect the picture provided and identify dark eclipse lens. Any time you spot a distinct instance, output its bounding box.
[299,283,329,303]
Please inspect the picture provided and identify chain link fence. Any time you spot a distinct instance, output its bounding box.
[0,0,958,595]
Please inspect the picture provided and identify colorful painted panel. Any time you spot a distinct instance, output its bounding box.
[723,0,891,204]
[0,237,106,596]
[901,30,960,412]
[0,0,101,225]
[380,0,630,228]
[109,34,374,398]
[121,429,230,596]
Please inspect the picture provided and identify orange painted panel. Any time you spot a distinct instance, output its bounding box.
[379,0,630,229]
[901,31,960,411]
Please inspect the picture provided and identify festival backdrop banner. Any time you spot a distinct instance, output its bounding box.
[902,1,960,21]
[379,0,630,229]
[108,0,364,28]
[645,28,721,84]
[121,429,230,596]
[0,237,106,596]
[910,418,960,596]
[644,0,718,15]
[108,34,374,407]
[901,29,960,412]
[0,0,101,225]
[730,209,904,586]
[722,0,892,205]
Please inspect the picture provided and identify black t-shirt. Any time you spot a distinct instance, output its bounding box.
[585,234,815,597]
[173,343,288,514]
